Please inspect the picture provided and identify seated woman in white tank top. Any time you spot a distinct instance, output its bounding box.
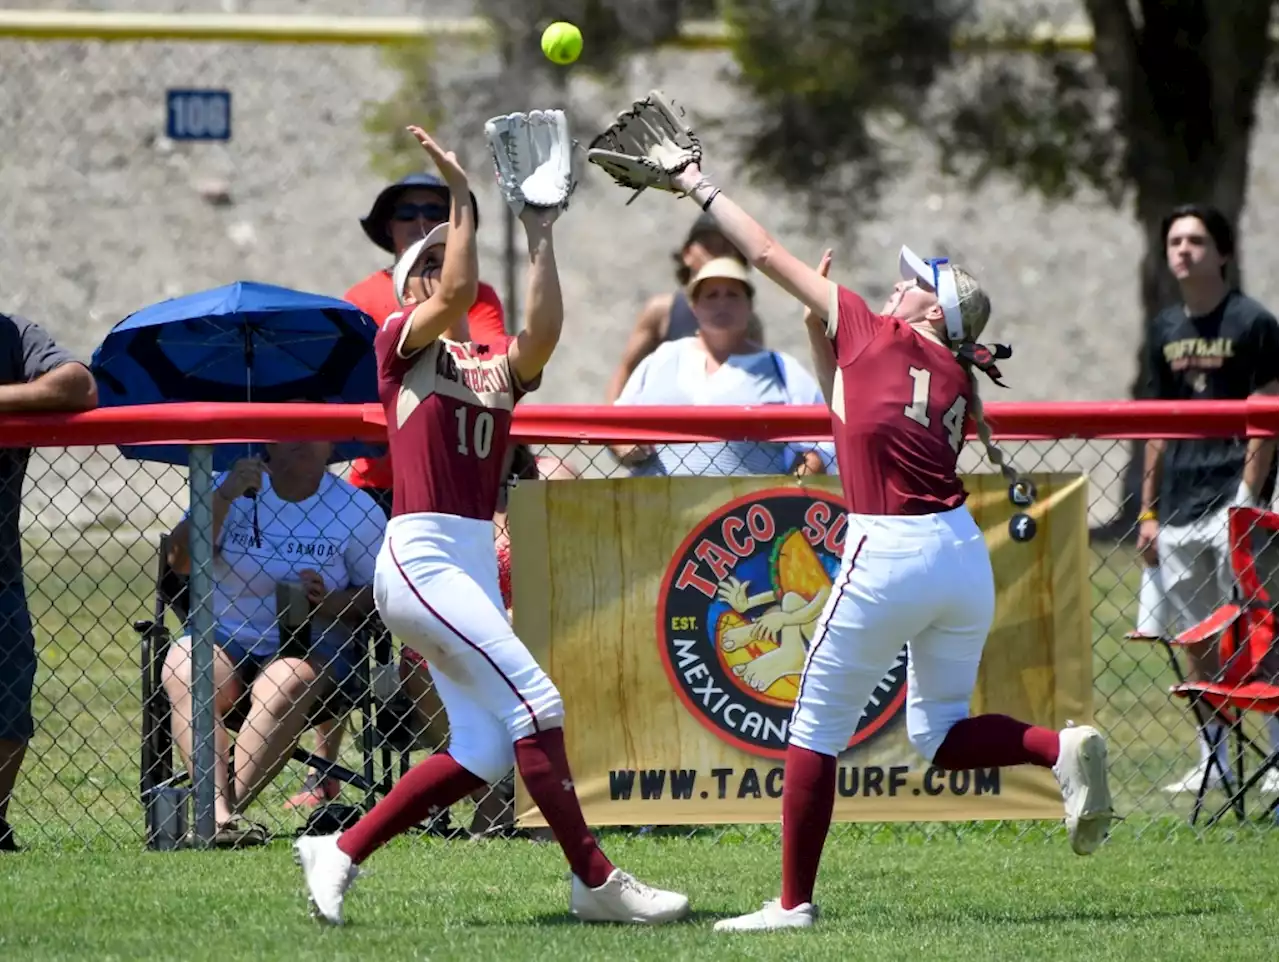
[613,258,835,477]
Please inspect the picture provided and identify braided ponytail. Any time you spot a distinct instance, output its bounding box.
[967,367,1021,487]
[947,265,1025,490]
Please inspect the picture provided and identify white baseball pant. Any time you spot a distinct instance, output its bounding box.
[789,504,995,762]
[374,513,564,784]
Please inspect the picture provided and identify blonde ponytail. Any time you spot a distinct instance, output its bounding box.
[967,369,1020,486]
[948,266,1024,491]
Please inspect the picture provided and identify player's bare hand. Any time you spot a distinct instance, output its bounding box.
[1136,519,1159,566]
[298,569,326,608]
[216,457,268,501]
[407,126,468,189]
[717,576,751,614]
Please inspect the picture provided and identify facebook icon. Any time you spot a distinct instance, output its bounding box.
[1009,513,1037,543]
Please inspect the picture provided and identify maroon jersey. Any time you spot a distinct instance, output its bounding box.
[376,310,536,520]
[825,284,971,516]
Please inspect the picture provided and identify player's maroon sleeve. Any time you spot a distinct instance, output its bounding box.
[825,284,883,366]
[375,310,417,382]
[498,334,543,401]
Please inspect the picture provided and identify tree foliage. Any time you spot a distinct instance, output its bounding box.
[362,40,444,181]
[720,0,965,219]
[719,0,1190,229]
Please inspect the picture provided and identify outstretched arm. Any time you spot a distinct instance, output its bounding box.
[671,164,834,322]
[399,127,478,354]
[803,249,837,404]
[508,208,563,386]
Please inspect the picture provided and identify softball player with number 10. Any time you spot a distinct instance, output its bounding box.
[588,91,1117,932]
[294,115,690,927]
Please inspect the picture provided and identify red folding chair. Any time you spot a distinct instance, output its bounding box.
[1127,606,1248,822]
[1124,566,1219,804]
[1169,507,1279,827]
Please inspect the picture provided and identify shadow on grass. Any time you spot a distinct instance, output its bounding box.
[480,909,727,928]
[958,905,1226,926]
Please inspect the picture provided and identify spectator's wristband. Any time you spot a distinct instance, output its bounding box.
[1137,510,1157,523]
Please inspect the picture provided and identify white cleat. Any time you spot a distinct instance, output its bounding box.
[714,899,817,932]
[570,868,690,924]
[1054,724,1115,855]
[294,833,359,925]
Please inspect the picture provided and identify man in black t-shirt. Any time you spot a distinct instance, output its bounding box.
[1137,204,1279,796]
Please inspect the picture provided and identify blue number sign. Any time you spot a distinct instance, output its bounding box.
[166,89,232,142]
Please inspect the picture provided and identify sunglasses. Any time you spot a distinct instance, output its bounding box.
[392,202,449,223]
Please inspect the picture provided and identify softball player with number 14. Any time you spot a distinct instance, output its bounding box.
[588,91,1118,932]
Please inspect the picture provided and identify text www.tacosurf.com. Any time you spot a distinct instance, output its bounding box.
[607,765,1001,801]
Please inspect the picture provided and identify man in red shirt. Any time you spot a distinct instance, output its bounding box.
[345,173,507,512]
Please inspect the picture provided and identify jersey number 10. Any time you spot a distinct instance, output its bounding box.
[903,366,967,454]
[455,407,496,459]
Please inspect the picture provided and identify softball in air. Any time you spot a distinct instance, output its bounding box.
[541,21,583,65]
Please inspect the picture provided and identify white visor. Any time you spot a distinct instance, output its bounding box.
[899,245,964,342]
[393,222,450,306]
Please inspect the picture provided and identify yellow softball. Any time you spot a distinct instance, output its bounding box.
[541,21,583,65]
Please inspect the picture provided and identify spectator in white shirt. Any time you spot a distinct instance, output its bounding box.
[613,258,833,478]
[163,441,385,846]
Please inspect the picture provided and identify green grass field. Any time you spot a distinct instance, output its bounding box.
[2,830,1276,962]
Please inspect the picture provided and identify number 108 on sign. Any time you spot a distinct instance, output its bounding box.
[165,89,232,141]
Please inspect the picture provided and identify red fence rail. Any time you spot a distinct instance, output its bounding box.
[0,398,1275,448]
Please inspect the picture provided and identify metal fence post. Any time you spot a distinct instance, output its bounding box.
[187,444,217,847]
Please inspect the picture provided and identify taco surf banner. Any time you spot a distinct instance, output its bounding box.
[509,473,1090,825]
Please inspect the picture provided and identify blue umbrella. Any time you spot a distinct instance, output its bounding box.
[90,280,385,468]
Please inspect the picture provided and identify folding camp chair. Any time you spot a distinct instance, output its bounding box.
[1162,508,1280,827]
[136,534,423,848]
[1123,570,1236,815]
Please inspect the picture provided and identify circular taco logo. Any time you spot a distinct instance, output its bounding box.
[656,488,907,759]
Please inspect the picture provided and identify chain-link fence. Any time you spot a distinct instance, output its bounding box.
[4,403,1276,852]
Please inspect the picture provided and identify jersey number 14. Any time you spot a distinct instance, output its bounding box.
[455,407,495,459]
[903,366,967,454]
